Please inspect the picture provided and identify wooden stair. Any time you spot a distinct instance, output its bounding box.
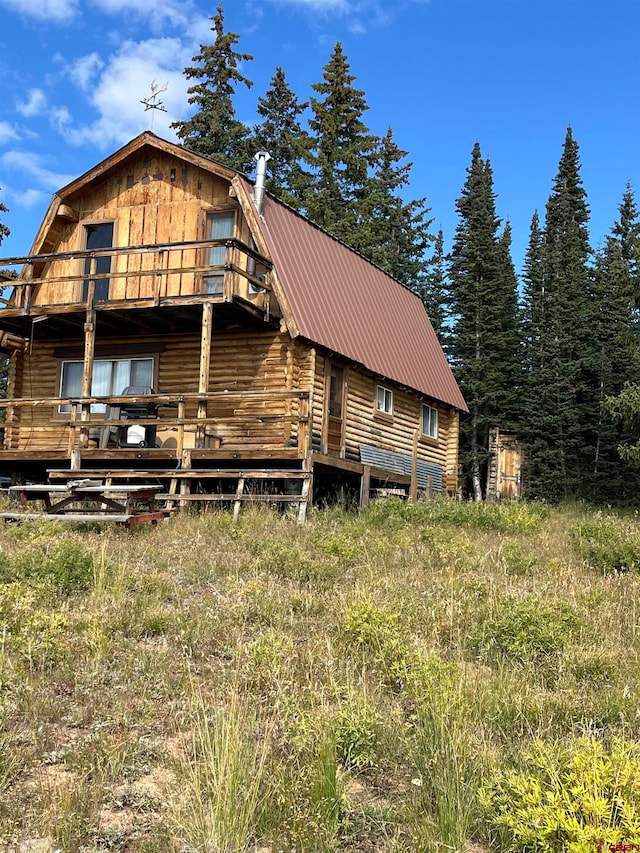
[47,466,312,523]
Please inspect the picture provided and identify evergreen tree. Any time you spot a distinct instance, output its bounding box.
[171,4,254,172]
[302,42,375,243]
[351,127,433,285]
[418,228,449,345]
[253,67,311,209]
[598,186,640,482]
[448,143,521,500]
[522,128,595,500]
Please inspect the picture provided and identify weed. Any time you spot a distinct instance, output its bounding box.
[573,514,640,574]
[334,700,380,774]
[0,539,95,594]
[474,595,579,667]
[479,735,640,851]
[170,687,273,852]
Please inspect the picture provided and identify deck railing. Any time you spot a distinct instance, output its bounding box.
[0,237,272,314]
[0,390,311,462]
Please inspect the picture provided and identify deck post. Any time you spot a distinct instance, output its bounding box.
[79,274,96,450]
[409,429,419,504]
[197,302,213,448]
[360,464,371,508]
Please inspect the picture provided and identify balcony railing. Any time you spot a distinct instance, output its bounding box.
[0,237,273,315]
[0,390,311,462]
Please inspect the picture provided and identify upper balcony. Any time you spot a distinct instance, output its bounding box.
[0,236,276,342]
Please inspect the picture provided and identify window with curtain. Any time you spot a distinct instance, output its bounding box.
[59,357,154,413]
[204,211,235,294]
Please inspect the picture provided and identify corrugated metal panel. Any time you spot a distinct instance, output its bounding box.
[250,186,467,412]
[360,444,443,492]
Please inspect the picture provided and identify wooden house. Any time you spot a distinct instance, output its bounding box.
[0,132,467,518]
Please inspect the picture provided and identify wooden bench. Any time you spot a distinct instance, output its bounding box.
[0,510,172,529]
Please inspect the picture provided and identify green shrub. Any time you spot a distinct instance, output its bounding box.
[334,701,380,774]
[573,514,640,574]
[365,497,548,533]
[479,736,640,851]
[476,596,578,667]
[0,540,95,593]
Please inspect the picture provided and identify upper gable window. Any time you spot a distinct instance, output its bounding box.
[82,222,113,303]
[204,211,235,295]
[376,385,393,415]
[422,403,438,439]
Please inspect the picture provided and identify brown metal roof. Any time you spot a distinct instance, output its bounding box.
[255,191,467,412]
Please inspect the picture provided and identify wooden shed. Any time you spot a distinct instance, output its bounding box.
[0,132,467,518]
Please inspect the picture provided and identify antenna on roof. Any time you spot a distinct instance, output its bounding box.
[140,81,168,131]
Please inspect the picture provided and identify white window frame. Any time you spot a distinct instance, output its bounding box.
[59,356,155,413]
[422,403,438,439]
[376,384,393,415]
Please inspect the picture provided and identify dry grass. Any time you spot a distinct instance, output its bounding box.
[0,500,638,851]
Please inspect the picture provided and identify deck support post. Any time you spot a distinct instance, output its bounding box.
[79,271,96,452]
[197,302,213,448]
[409,429,419,504]
[360,464,371,508]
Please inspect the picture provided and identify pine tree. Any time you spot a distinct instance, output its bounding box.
[253,67,311,209]
[171,4,254,172]
[522,128,595,500]
[302,42,375,243]
[351,127,433,285]
[448,143,521,500]
[418,228,449,345]
[598,186,640,484]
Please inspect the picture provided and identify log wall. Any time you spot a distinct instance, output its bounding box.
[311,352,458,470]
[4,329,314,452]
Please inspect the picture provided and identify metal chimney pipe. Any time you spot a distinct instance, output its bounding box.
[253,151,271,215]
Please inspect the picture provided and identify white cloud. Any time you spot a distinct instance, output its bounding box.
[63,37,192,149]
[0,122,20,144]
[16,89,48,118]
[90,0,194,31]
[68,53,105,91]
[0,0,79,22]
[0,150,74,191]
[12,188,48,209]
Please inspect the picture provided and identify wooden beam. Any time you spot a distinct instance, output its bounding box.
[197,303,213,447]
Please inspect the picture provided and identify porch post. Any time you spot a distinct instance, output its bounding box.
[78,257,97,452]
[197,302,213,448]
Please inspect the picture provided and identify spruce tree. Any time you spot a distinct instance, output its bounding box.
[171,4,254,172]
[448,143,521,500]
[351,127,433,285]
[522,128,595,500]
[302,42,375,243]
[418,228,449,346]
[253,67,311,209]
[598,186,640,482]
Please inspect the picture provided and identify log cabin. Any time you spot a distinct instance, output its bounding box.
[0,132,467,519]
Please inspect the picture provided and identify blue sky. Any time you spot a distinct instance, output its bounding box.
[0,0,638,273]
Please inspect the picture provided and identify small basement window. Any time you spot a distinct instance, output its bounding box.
[376,385,393,415]
[422,403,438,439]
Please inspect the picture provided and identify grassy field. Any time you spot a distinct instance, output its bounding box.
[1,499,640,852]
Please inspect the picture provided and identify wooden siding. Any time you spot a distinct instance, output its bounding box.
[29,152,268,308]
[5,329,314,452]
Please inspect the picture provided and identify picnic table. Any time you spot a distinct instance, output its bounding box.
[2,481,171,529]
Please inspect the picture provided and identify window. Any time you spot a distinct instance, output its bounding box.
[329,365,344,418]
[376,385,393,415]
[204,211,235,294]
[422,403,438,439]
[82,222,113,302]
[59,357,154,413]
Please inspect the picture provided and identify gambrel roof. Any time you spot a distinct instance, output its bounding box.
[31,132,467,412]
